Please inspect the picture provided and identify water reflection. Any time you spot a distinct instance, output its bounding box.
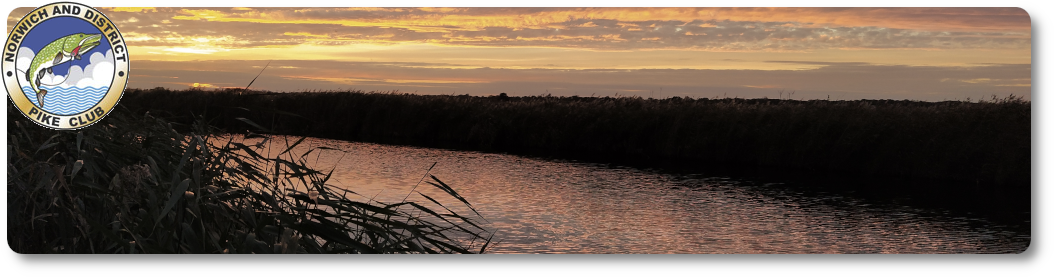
[246,136,1029,254]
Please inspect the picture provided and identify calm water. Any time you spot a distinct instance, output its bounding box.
[248,136,1029,254]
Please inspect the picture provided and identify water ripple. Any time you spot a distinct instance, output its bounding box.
[241,136,1030,254]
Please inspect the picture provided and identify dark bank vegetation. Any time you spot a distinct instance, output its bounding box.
[7,107,493,254]
[118,88,1031,220]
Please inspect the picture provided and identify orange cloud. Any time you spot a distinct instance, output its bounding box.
[160,7,1030,33]
[5,7,1029,101]
[11,7,1025,53]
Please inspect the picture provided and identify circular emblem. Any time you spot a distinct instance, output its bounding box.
[4,2,129,130]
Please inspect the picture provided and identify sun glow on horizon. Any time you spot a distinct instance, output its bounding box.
[8,7,1030,101]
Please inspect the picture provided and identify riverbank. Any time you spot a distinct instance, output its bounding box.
[116,88,1031,220]
[7,105,491,253]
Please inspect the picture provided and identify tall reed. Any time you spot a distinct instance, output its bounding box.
[7,107,492,254]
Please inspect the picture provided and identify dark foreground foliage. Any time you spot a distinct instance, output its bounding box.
[119,88,1031,220]
[7,108,492,254]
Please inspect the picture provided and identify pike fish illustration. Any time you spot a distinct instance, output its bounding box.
[24,33,102,108]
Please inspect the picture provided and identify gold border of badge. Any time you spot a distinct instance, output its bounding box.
[4,2,129,130]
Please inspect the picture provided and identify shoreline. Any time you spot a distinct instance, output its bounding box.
[115,88,1032,225]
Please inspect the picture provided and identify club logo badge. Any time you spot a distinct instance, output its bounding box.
[4,2,129,129]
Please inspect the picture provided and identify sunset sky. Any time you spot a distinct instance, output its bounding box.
[6,6,1033,101]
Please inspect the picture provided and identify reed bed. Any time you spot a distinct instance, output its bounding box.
[117,88,1031,218]
[7,107,493,254]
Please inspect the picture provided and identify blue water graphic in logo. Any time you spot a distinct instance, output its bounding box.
[21,86,109,115]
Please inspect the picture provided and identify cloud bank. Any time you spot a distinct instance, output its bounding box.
[130,59,1031,101]
[7,7,1029,101]
[8,7,1032,51]
[16,47,114,88]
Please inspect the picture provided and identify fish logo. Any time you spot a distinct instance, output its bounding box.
[4,2,129,130]
[27,33,103,108]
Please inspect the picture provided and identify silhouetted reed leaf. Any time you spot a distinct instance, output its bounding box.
[36,134,62,153]
[158,179,192,222]
[278,136,307,156]
[426,175,482,218]
[71,160,84,178]
[9,106,492,254]
[235,117,270,133]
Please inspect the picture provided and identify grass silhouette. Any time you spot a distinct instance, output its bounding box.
[7,106,493,254]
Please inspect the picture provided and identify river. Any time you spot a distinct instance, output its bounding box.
[246,136,1029,254]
